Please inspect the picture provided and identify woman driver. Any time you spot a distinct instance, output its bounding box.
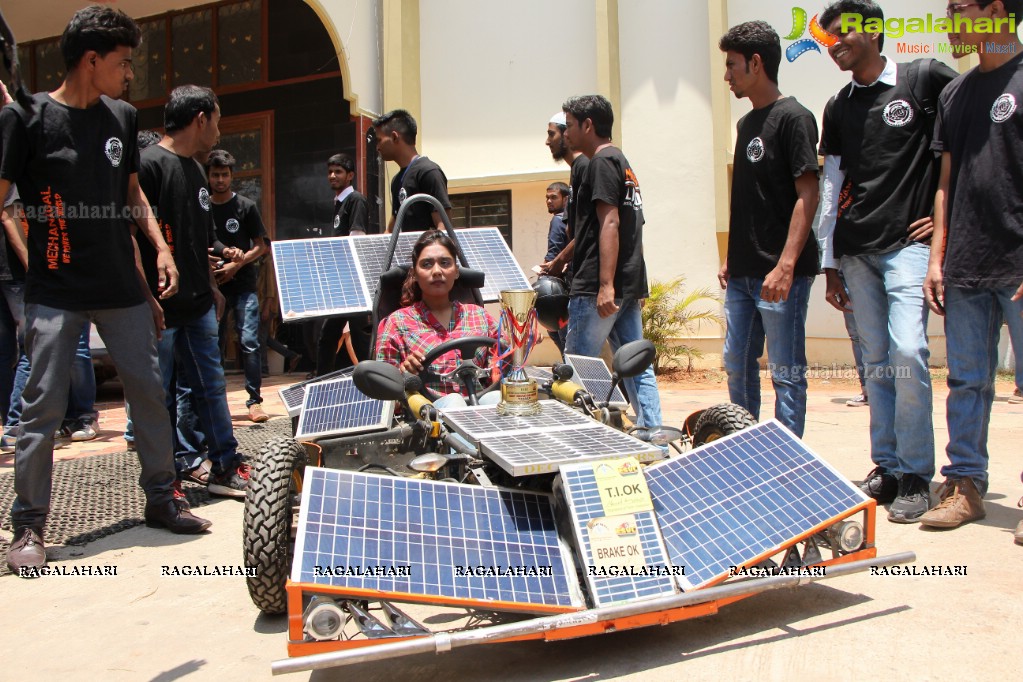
[374,230,501,405]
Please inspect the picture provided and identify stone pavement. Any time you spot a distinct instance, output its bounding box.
[0,371,1020,681]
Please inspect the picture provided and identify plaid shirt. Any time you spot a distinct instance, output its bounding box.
[375,300,499,396]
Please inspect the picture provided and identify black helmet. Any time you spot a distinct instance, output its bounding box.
[533,276,569,332]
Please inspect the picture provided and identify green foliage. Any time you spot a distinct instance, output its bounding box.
[642,277,723,373]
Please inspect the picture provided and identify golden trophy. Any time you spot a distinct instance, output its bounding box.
[496,289,542,415]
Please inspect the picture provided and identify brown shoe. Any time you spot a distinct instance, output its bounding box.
[144,499,212,534]
[919,477,986,529]
[6,527,47,577]
[248,403,269,423]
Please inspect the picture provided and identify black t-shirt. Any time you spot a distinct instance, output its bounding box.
[570,146,649,300]
[138,145,216,327]
[729,97,820,278]
[212,193,266,294]
[566,155,590,240]
[934,53,1023,288]
[390,156,450,231]
[333,189,371,236]
[0,93,144,309]
[819,59,957,258]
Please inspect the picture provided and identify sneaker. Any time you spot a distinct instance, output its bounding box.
[920,477,986,529]
[208,461,251,499]
[1009,388,1023,404]
[860,466,898,504]
[183,459,212,486]
[846,393,868,407]
[71,418,98,442]
[125,439,136,452]
[248,403,269,423]
[172,480,191,511]
[6,527,47,576]
[888,475,932,523]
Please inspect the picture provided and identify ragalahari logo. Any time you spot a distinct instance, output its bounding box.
[785,7,839,61]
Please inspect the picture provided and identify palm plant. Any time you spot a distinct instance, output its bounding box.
[642,277,723,373]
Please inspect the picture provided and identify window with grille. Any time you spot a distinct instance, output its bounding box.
[449,191,512,247]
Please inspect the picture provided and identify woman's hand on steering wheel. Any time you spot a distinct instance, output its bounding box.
[400,349,426,375]
[416,336,499,402]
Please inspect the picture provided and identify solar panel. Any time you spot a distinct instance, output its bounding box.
[295,376,394,439]
[278,368,355,418]
[273,239,371,321]
[273,229,529,320]
[439,402,661,477]
[481,427,662,477]
[565,354,628,407]
[558,462,677,607]
[644,420,869,591]
[292,467,585,613]
[524,365,554,383]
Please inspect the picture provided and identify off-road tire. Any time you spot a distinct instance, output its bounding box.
[692,403,756,446]
[244,437,307,614]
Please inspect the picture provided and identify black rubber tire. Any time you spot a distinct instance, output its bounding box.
[692,403,756,447]
[243,437,307,615]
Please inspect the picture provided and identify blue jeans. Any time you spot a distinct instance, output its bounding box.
[67,326,96,421]
[998,292,1023,392]
[942,285,1023,485]
[157,305,239,475]
[0,281,28,422]
[841,243,934,479]
[219,289,262,406]
[723,275,812,437]
[564,296,662,428]
[838,270,866,389]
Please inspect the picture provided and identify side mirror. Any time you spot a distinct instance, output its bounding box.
[611,339,655,379]
[353,361,406,401]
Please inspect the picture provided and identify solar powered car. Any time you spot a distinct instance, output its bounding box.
[245,196,912,673]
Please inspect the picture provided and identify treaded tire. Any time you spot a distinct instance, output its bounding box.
[692,403,756,447]
[244,437,307,614]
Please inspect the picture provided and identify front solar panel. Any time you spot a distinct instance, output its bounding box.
[292,468,584,612]
[295,376,393,439]
[644,420,869,590]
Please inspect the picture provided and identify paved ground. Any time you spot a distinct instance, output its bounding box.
[1,370,1020,681]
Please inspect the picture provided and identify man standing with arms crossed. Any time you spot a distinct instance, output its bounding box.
[561,94,662,429]
[922,0,1023,542]
[817,0,957,522]
[718,21,820,438]
[207,149,269,422]
[2,7,211,575]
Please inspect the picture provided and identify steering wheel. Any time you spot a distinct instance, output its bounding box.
[416,336,499,404]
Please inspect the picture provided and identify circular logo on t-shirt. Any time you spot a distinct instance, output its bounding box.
[225,218,240,234]
[398,187,408,205]
[198,187,211,211]
[882,99,914,127]
[746,137,765,163]
[104,137,123,167]
[991,93,1017,123]
[332,214,341,230]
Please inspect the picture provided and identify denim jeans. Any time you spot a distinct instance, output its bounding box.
[12,303,175,530]
[219,289,262,406]
[840,243,934,479]
[157,305,239,475]
[0,280,28,421]
[564,296,662,428]
[942,285,1023,485]
[67,325,96,421]
[838,270,866,389]
[723,275,812,437]
[998,291,1023,392]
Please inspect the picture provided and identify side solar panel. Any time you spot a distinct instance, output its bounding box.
[525,366,554,383]
[440,401,593,441]
[565,354,628,407]
[274,239,370,320]
[456,228,531,301]
[559,464,677,607]
[295,376,393,439]
[644,420,870,591]
[292,468,584,613]
[278,367,355,418]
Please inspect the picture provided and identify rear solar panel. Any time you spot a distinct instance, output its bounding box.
[295,376,393,439]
